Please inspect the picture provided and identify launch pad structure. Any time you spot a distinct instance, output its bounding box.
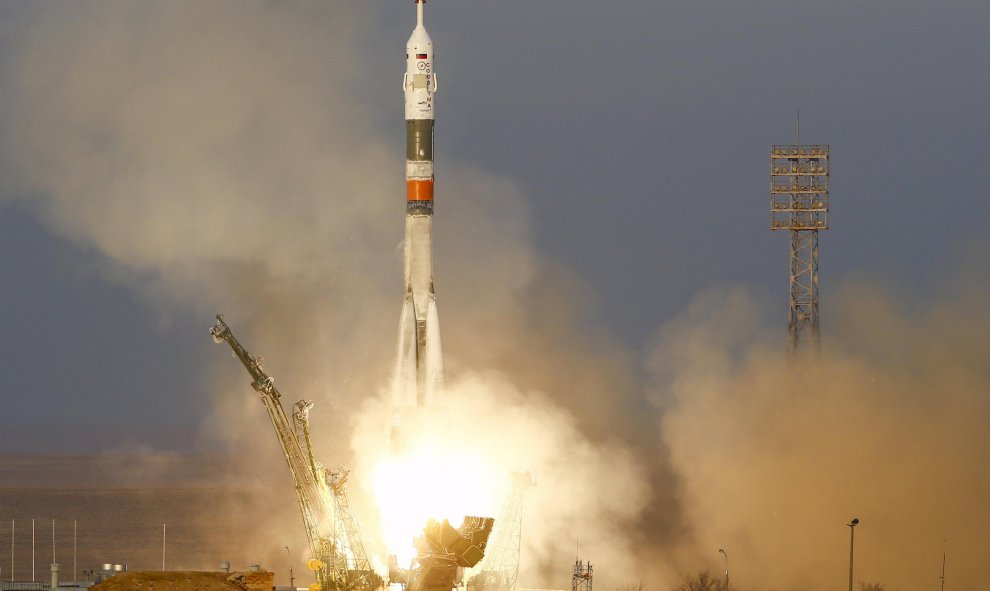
[210,315,380,591]
[468,473,533,591]
[770,140,830,353]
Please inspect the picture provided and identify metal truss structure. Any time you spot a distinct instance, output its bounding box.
[771,144,830,353]
[469,473,533,591]
[571,560,592,591]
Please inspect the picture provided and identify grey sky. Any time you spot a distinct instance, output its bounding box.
[0,0,988,450]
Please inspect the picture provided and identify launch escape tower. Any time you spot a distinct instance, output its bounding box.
[770,141,830,353]
[571,561,593,591]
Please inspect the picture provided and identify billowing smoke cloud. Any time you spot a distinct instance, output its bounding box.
[652,273,990,590]
[0,1,530,452]
[0,1,663,587]
[350,371,653,585]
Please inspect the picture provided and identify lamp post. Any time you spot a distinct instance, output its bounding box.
[847,518,859,591]
[939,549,946,591]
[718,548,729,591]
[284,545,295,588]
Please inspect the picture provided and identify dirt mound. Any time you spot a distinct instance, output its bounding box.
[90,570,274,591]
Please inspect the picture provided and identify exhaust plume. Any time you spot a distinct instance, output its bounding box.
[653,274,990,590]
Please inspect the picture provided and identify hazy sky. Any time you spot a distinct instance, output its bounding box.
[0,0,987,450]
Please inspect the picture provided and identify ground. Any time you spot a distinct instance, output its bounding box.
[89,570,275,591]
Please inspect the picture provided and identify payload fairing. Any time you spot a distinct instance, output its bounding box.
[394,0,444,408]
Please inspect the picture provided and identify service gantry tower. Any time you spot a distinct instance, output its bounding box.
[210,315,380,591]
[469,472,534,591]
[770,139,829,353]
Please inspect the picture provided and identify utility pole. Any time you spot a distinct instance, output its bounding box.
[162,523,166,571]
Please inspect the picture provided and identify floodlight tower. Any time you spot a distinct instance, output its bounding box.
[770,135,829,353]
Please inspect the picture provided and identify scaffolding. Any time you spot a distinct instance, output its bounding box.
[770,143,829,353]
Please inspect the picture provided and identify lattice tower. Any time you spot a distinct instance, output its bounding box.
[327,468,377,582]
[293,401,378,589]
[770,143,829,353]
[571,561,592,591]
[470,472,534,591]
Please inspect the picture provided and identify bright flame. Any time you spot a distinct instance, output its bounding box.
[372,425,499,565]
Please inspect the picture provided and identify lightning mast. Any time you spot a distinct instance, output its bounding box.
[211,315,379,591]
[770,124,830,353]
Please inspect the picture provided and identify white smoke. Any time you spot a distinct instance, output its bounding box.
[351,370,652,585]
[651,275,990,590]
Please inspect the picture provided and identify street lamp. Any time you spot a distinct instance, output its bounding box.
[718,548,729,591]
[847,518,859,591]
[284,545,295,589]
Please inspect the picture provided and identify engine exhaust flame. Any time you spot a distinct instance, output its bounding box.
[371,408,499,565]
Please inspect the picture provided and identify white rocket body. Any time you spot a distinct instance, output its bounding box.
[404,3,435,122]
[394,0,443,411]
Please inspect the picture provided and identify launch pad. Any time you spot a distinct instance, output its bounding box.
[390,517,494,591]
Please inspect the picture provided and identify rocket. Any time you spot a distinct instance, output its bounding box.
[394,0,443,408]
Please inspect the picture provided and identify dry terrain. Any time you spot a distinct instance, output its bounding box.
[90,570,274,591]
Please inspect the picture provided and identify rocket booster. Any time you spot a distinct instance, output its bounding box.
[395,0,443,408]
